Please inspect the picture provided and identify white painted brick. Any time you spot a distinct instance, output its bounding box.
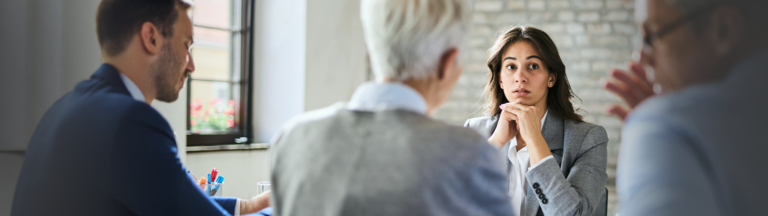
[508,0,526,10]
[587,23,612,34]
[475,1,503,12]
[572,61,591,72]
[578,12,601,22]
[469,38,486,48]
[528,0,546,10]
[592,35,630,46]
[540,23,565,33]
[574,35,590,45]
[592,60,610,72]
[473,13,489,24]
[497,12,529,25]
[613,22,636,35]
[472,25,494,36]
[528,12,553,22]
[574,0,604,9]
[558,11,575,21]
[604,11,630,21]
[551,35,574,47]
[567,23,586,33]
[548,1,570,9]
[606,0,622,9]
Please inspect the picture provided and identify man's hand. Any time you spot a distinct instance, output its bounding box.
[240,191,270,215]
[603,62,657,121]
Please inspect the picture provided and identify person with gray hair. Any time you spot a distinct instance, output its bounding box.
[601,0,768,215]
[268,0,514,215]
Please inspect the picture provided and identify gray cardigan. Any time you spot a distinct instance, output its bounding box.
[464,109,608,216]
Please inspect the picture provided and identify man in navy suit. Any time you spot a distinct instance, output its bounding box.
[11,0,268,215]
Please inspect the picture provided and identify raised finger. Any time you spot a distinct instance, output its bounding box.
[607,104,629,121]
[629,63,656,98]
[611,70,652,106]
[603,80,637,105]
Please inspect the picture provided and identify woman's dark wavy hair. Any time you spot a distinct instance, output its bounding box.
[482,26,584,122]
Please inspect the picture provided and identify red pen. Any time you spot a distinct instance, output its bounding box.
[210,168,218,183]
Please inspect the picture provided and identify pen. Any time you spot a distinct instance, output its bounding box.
[206,174,211,194]
[209,176,224,196]
[210,168,218,183]
[198,177,207,191]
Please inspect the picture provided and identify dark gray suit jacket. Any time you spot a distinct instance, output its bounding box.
[464,110,608,216]
[269,104,515,216]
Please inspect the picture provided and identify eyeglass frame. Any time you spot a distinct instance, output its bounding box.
[640,2,721,55]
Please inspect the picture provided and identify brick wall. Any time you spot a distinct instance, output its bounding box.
[431,0,638,214]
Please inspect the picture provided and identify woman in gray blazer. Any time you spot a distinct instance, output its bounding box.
[465,26,608,216]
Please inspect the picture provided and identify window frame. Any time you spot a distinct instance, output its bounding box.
[186,0,254,146]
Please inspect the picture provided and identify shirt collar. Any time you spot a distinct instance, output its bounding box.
[346,82,428,114]
[119,73,146,103]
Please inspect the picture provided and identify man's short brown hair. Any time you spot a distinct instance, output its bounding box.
[96,0,191,57]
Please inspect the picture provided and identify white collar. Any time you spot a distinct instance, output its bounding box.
[346,81,428,114]
[119,73,146,103]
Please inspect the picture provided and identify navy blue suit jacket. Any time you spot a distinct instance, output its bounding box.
[12,64,238,215]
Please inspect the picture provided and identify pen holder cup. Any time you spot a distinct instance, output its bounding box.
[201,183,224,197]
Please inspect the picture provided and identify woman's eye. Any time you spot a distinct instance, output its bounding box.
[528,64,539,70]
[506,65,516,70]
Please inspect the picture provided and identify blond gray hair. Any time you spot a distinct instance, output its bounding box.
[361,0,471,81]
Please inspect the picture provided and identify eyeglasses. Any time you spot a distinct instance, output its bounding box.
[640,3,719,55]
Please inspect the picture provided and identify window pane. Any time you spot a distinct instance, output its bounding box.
[191,0,231,29]
[189,80,241,134]
[192,27,231,81]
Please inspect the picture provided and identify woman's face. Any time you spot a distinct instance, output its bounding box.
[499,41,555,106]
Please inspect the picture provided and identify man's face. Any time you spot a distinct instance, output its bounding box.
[637,0,716,92]
[151,7,195,103]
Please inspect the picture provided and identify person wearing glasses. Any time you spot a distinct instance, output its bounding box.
[464,26,608,216]
[603,0,768,215]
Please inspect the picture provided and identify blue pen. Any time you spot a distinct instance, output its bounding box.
[206,173,212,194]
[209,176,224,196]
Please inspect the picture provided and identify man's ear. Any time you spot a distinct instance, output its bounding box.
[436,48,459,80]
[139,22,162,55]
[709,5,746,56]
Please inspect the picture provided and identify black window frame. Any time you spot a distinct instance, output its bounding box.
[186,0,254,146]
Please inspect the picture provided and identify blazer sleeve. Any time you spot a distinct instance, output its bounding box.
[109,103,235,216]
[617,116,719,216]
[525,126,608,216]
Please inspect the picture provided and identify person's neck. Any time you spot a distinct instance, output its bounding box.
[388,77,438,115]
[102,50,156,104]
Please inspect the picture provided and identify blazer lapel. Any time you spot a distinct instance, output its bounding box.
[541,108,564,150]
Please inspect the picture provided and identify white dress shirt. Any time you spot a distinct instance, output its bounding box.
[346,81,428,114]
[119,73,146,102]
[119,73,242,216]
[507,110,553,216]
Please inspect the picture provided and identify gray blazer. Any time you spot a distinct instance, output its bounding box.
[464,109,608,216]
[269,104,514,216]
